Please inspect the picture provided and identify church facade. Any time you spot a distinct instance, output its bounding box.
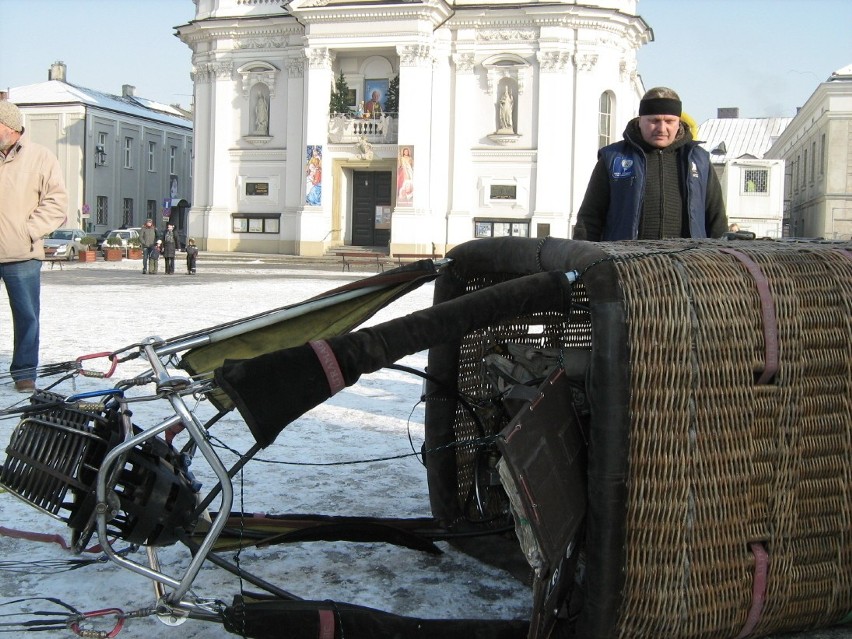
[178,0,651,255]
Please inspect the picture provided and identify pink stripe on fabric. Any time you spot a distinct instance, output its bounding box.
[309,340,345,395]
[735,542,769,639]
[317,608,335,639]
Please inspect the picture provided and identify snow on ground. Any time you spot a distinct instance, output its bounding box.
[1,257,850,639]
[0,257,532,638]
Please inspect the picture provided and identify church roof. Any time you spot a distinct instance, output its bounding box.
[9,80,192,129]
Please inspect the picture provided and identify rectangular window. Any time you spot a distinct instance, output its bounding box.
[246,182,270,196]
[96,132,107,166]
[96,196,108,225]
[148,141,156,172]
[489,184,516,200]
[122,198,134,226]
[231,214,280,234]
[820,133,825,175]
[742,169,768,195]
[810,141,816,183]
[146,200,157,218]
[124,137,133,169]
[598,92,613,148]
[169,146,177,174]
[802,149,807,187]
[474,220,530,238]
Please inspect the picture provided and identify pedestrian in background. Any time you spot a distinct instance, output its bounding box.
[139,218,159,274]
[0,100,68,393]
[573,86,727,241]
[147,240,162,274]
[162,223,179,275]
[185,238,198,274]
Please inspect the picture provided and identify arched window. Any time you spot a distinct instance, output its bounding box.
[598,91,614,148]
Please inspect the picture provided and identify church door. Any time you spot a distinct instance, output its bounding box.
[352,171,391,247]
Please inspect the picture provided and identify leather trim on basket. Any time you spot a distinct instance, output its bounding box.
[735,542,770,639]
[720,248,779,384]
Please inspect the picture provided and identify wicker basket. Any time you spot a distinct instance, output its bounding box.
[424,237,852,639]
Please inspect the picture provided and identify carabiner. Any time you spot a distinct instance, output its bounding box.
[68,607,125,638]
[75,352,119,378]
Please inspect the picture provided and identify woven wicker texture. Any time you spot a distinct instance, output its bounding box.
[608,242,851,638]
[446,239,851,638]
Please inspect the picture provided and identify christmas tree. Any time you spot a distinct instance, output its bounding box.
[329,70,352,115]
[384,75,399,116]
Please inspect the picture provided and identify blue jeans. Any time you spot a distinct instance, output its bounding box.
[0,259,42,382]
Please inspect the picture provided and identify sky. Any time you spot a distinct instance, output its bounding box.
[0,0,850,121]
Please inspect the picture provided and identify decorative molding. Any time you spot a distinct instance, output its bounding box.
[487,132,521,146]
[619,58,637,82]
[452,52,476,73]
[308,47,333,70]
[483,57,529,96]
[193,61,234,82]
[397,44,432,67]
[287,56,306,78]
[243,135,273,146]
[537,50,572,72]
[234,37,287,49]
[573,53,599,72]
[237,62,279,98]
[477,29,537,42]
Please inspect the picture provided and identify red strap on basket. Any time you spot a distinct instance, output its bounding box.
[720,248,779,384]
[735,542,769,639]
[317,608,335,639]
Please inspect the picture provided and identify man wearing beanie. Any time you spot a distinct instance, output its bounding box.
[0,100,68,393]
[573,87,727,241]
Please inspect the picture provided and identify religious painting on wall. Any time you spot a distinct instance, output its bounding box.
[364,79,389,116]
[396,145,414,206]
[305,145,322,206]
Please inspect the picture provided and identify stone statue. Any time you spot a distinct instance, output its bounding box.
[254,93,269,135]
[356,136,374,161]
[498,85,514,133]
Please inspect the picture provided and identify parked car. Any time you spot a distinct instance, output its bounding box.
[43,228,88,260]
[99,228,141,251]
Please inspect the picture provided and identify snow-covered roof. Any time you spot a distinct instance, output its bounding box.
[697,116,792,164]
[828,63,852,81]
[9,80,192,129]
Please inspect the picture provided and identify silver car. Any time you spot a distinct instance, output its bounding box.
[44,228,88,260]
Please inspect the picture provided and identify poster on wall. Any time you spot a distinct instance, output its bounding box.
[396,145,414,206]
[305,145,322,206]
[364,79,389,115]
[375,206,391,230]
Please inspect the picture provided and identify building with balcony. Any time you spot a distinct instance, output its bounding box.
[7,62,194,239]
[765,63,852,240]
[177,0,651,255]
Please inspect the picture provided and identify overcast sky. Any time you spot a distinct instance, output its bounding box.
[1,0,850,123]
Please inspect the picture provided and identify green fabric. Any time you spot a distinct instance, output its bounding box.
[180,263,437,411]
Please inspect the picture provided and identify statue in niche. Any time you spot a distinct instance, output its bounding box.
[497,85,514,133]
[254,93,269,135]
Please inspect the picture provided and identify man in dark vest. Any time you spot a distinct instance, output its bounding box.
[573,87,727,241]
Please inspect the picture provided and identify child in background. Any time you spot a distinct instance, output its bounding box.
[186,238,199,274]
[147,240,162,274]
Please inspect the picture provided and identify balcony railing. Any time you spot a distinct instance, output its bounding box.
[328,113,398,144]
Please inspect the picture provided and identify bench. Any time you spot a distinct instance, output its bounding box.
[392,253,443,266]
[335,252,389,272]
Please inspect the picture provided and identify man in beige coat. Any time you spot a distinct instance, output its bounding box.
[0,100,68,392]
